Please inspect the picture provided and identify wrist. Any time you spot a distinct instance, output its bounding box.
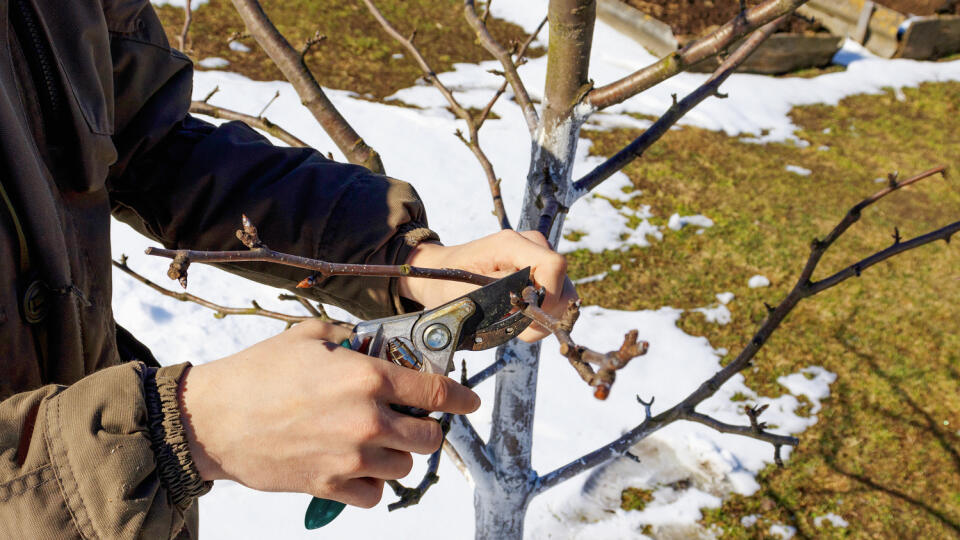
[398,241,445,305]
[177,364,225,482]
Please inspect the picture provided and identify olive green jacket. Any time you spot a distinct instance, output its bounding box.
[0,0,432,537]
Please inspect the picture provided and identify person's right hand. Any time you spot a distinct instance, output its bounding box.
[176,319,480,508]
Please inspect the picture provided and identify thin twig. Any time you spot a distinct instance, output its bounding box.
[144,215,496,289]
[464,0,539,134]
[112,256,312,325]
[256,90,281,119]
[534,166,953,492]
[476,16,547,131]
[190,101,308,147]
[385,413,452,510]
[585,0,808,110]
[179,0,193,52]
[363,0,511,230]
[572,15,784,198]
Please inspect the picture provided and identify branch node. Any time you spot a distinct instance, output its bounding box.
[888,170,900,188]
[892,227,902,245]
[763,302,775,313]
[167,253,191,289]
[237,214,266,249]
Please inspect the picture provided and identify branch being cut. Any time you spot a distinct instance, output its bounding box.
[385,413,453,510]
[464,0,539,134]
[190,101,309,148]
[512,288,648,399]
[535,166,953,492]
[228,0,384,172]
[362,0,511,230]
[572,15,784,198]
[585,0,809,110]
[144,215,495,289]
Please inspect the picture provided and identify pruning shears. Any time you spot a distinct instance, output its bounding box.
[305,267,539,530]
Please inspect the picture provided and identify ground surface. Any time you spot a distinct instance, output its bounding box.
[881,0,960,15]
[155,0,542,99]
[148,2,960,538]
[575,81,960,538]
[621,0,826,40]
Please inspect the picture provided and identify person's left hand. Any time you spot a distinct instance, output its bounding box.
[397,229,578,342]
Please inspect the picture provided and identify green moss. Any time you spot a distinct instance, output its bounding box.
[621,487,655,512]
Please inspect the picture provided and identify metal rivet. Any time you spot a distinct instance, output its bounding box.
[474,336,483,344]
[505,327,514,334]
[423,323,451,351]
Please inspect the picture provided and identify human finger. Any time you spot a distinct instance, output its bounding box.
[323,477,385,508]
[290,318,353,343]
[383,367,481,415]
[380,409,445,454]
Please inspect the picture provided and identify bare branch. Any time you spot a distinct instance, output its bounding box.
[144,215,496,289]
[465,356,509,387]
[112,255,312,325]
[190,101,308,148]
[228,0,384,172]
[201,85,220,104]
[586,0,809,110]
[446,415,493,478]
[464,0,539,133]
[476,16,547,131]
[572,15,784,197]
[536,166,953,492]
[256,90,281,119]
[300,30,326,61]
[178,0,193,53]
[512,288,648,399]
[385,414,452,510]
[363,0,511,230]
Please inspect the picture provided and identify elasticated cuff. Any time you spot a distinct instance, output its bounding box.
[144,362,212,510]
[389,224,441,315]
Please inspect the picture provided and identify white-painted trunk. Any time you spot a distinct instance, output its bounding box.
[469,106,586,540]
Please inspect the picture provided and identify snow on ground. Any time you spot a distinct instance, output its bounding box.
[748,275,772,288]
[119,2,960,538]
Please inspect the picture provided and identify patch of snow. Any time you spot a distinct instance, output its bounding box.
[822,127,831,134]
[668,213,714,231]
[874,177,887,183]
[572,272,608,285]
[785,165,811,176]
[818,145,830,151]
[716,292,734,305]
[610,264,622,272]
[198,57,230,69]
[748,275,770,288]
[778,367,836,415]
[741,514,760,527]
[692,303,732,325]
[228,41,251,53]
[814,513,849,528]
[770,524,797,538]
[391,53,404,60]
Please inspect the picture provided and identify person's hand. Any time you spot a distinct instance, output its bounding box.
[397,229,578,341]
[177,320,480,507]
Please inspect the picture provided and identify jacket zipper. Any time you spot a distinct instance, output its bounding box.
[11,0,64,143]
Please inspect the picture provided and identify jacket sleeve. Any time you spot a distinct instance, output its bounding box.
[105,2,437,321]
[0,361,207,539]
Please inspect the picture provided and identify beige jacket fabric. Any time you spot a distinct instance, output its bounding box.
[0,0,433,537]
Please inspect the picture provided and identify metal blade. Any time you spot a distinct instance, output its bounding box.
[455,267,532,350]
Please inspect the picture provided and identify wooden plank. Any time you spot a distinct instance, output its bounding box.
[799,0,905,58]
[899,15,960,59]
[853,0,876,44]
[596,0,677,58]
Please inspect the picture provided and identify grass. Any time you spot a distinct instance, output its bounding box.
[155,0,542,99]
[573,82,960,538]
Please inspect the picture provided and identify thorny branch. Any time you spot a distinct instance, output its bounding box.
[144,215,496,289]
[464,0,539,134]
[362,0,512,230]
[228,0,384,172]
[534,166,954,493]
[572,15,785,198]
[512,287,648,399]
[585,0,809,110]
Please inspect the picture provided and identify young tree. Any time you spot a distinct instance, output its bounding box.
[139,0,957,537]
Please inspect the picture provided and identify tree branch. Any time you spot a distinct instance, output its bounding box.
[363,0,511,229]
[464,0,539,134]
[190,101,309,148]
[476,16,547,131]
[112,255,313,325]
[385,413,453,510]
[585,0,809,110]
[143,215,496,289]
[572,15,784,197]
[445,414,493,479]
[179,0,193,52]
[512,288,648,399]
[228,0,384,172]
[535,166,953,491]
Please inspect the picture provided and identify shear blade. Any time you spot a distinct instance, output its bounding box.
[455,267,533,351]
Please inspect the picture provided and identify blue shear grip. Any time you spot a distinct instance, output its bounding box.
[304,339,352,530]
